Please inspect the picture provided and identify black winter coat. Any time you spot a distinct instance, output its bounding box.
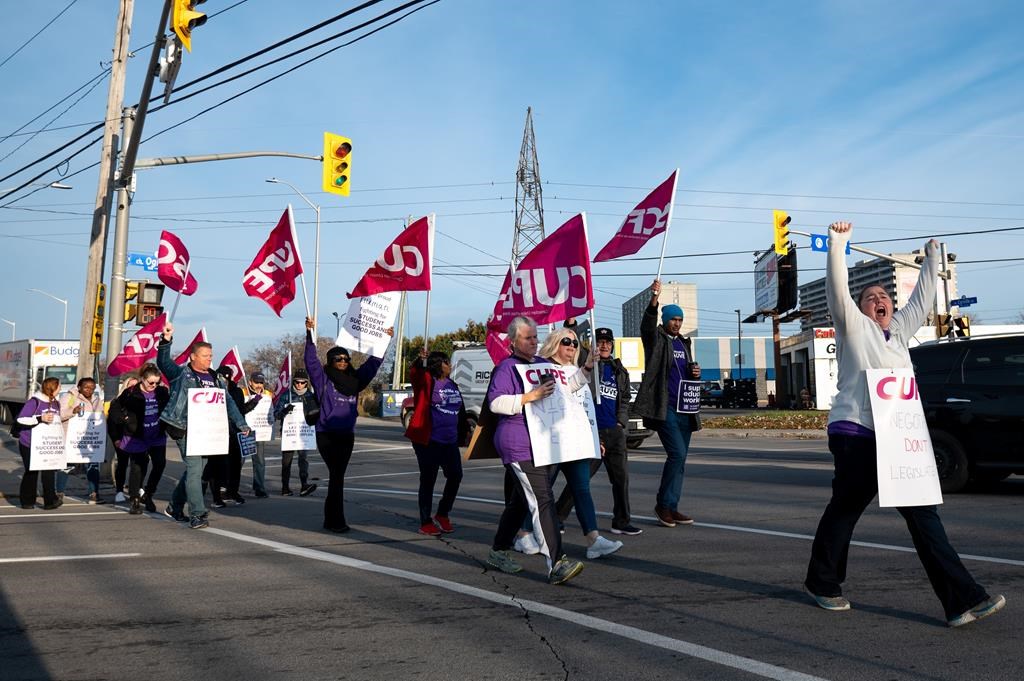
[631,303,702,431]
[107,384,170,442]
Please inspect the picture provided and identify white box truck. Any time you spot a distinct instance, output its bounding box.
[0,339,81,423]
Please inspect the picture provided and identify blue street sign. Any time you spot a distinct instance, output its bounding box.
[127,252,158,272]
[810,234,851,254]
[950,296,977,308]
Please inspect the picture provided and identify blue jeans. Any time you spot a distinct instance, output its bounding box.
[655,409,692,511]
[553,459,599,534]
[56,463,99,495]
[169,437,207,518]
[250,442,266,494]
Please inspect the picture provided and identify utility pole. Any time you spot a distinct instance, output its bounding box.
[76,0,134,384]
[511,107,545,266]
[735,309,743,380]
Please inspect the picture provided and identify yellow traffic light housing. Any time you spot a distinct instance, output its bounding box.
[322,132,352,197]
[773,210,791,255]
[936,313,952,338]
[171,0,207,52]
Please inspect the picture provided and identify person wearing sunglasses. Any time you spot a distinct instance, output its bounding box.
[303,316,390,533]
[404,348,468,535]
[107,365,169,515]
[243,372,272,498]
[273,369,317,497]
[538,328,623,560]
[632,279,702,529]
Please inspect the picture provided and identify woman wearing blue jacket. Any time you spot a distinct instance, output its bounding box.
[304,317,388,533]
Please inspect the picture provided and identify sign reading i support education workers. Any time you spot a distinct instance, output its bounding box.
[185,388,230,457]
[516,362,600,467]
[866,368,943,508]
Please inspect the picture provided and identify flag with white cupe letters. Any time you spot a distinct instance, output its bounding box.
[216,346,247,385]
[593,170,678,262]
[274,354,291,401]
[106,313,168,377]
[242,206,305,316]
[867,368,943,507]
[348,215,433,299]
[173,327,208,366]
[157,230,199,294]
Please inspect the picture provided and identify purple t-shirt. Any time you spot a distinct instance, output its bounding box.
[488,355,541,464]
[119,390,166,453]
[666,337,689,410]
[594,362,618,430]
[195,371,216,388]
[430,377,463,445]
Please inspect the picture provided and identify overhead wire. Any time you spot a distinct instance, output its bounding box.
[0,0,80,71]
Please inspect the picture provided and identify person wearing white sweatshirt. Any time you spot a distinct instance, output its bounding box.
[804,221,1005,628]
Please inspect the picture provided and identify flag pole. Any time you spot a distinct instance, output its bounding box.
[580,212,600,405]
[423,214,435,353]
[287,203,314,330]
[287,352,293,405]
[235,345,247,388]
[168,260,191,324]
[655,168,680,281]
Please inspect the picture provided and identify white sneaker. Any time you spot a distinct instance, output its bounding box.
[586,535,623,559]
[513,533,541,555]
[114,492,126,503]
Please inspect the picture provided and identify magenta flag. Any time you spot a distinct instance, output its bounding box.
[217,346,246,384]
[242,207,305,316]
[348,216,433,299]
[107,313,168,377]
[157,230,199,295]
[173,327,208,366]
[485,329,511,365]
[488,213,595,332]
[274,354,291,401]
[593,170,678,262]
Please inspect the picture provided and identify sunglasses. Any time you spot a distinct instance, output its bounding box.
[559,338,580,348]
[293,380,308,385]
[333,356,351,363]
[142,379,159,388]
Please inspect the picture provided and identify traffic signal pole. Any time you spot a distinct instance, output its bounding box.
[788,228,952,280]
[103,108,136,399]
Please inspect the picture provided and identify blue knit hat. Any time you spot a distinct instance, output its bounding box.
[661,304,684,324]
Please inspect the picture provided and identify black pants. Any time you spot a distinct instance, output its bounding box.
[225,433,242,496]
[114,446,130,493]
[19,444,56,507]
[281,450,310,490]
[412,440,463,524]
[127,444,167,500]
[493,459,561,573]
[805,434,989,619]
[317,430,355,529]
[202,456,227,502]
[555,426,632,529]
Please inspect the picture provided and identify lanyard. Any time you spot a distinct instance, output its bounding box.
[670,336,688,377]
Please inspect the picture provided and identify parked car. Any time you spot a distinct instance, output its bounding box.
[626,382,654,449]
[911,334,1024,492]
[700,380,723,408]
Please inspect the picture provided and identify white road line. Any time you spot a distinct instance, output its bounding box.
[204,526,828,681]
[0,552,141,564]
[0,511,125,519]
[346,487,1024,568]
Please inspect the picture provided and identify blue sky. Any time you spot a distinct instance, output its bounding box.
[1,0,1021,364]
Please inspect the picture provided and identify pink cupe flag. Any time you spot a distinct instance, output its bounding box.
[593,170,678,262]
[217,346,247,384]
[348,215,433,299]
[485,328,511,366]
[488,213,595,332]
[274,354,291,401]
[107,313,168,377]
[157,230,199,294]
[242,206,305,316]
[173,327,208,366]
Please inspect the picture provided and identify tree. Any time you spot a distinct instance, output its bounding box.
[395,318,489,383]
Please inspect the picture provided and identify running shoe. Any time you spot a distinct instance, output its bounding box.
[586,535,623,560]
[487,549,523,574]
[948,595,1006,628]
[549,555,584,585]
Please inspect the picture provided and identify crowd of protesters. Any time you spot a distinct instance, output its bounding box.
[9,264,1006,625]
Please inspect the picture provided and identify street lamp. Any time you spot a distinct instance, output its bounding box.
[0,317,14,341]
[0,181,73,199]
[27,289,68,339]
[735,309,743,381]
[332,311,341,338]
[266,177,321,336]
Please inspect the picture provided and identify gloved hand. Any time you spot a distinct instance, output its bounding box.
[282,403,296,416]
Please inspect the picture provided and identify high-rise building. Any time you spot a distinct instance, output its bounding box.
[797,250,957,332]
[621,282,698,337]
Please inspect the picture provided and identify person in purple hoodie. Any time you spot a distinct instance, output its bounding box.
[304,316,389,533]
[485,316,589,586]
[15,377,62,510]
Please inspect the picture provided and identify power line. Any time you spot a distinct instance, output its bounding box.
[0,0,80,71]
[0,68,110,144]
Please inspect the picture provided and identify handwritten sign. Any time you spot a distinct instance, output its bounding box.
[867,368,943,507]
[244,395,274,442]
[516,362,600,467]
[280,406,317,451]
[336,292,401,359]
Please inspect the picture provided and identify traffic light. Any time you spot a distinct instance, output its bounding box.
[124,280,140,323]
[954,316,971,338]
[91,283,105,355]
[322,132,352,197]
[171,0,207,52]
[136,282,165,326]
[777,246,799,312]
[936,313,952,338]
[773,210,791,255]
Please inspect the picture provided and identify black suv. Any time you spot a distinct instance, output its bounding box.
[911,334,1024,492]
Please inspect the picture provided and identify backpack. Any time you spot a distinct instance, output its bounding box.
[9,397,38,438]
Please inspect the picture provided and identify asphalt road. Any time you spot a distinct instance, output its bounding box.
[1,419,1021,681]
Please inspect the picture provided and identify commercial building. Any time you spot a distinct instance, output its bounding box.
[621,281,698,337]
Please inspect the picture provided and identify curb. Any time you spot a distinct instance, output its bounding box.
[693,428,827,440]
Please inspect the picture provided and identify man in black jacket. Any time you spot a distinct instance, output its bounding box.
[555,327,642,535]
[216,365,258,506]
[632,279,702,528]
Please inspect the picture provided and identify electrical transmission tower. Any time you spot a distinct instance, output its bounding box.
[511,107,545,265]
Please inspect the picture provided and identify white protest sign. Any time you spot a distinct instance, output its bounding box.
[64,413,107,464]
[29,421,66,470]
[867,368,943,508]
[516,362,600,467]
[336,291,401,359]
[245,396,274,442]
[281,407,317,451]
[185,388,230,457]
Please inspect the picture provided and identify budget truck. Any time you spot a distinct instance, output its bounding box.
[0,339,81,424]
